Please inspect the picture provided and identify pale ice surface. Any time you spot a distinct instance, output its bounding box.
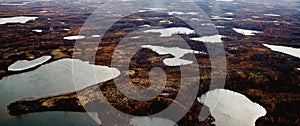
[92,35,101,38]
[131,36,140,39]
[63,35,85,40]
[264,14,280,17]
[32,29,43,33]
[159,20,173,24]
[216,0,233,1]
[233,28,262,36]
[168,11,197,15]
[0,16,38,25]
[198,89,267,126]
[2,58,120,101]
[8,56,52,71]
[190,35,224,43]
[133,18,144,21]
[130,117,178,126]
[40,10,48,13]
[0,1,30,5]
[141,45,205,66]
[225,12,234,15]
[215,26,226,28]
[145,7,167,11]
[163,58,193,66]
[140,24,151,28]
[88,112,101,125]
[144,27,195,37]
[211,16,233,21]
[0,58,120,126]
[201,23,214,26]
[251,16,260,19]
[263,44,300,58]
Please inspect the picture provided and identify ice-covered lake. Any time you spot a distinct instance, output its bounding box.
[32,29,43,33]
[130,117,178,126]
[0,1,30,5]
[63,35,85,40]
[263,44,300,58]
[141,45,205,66]
[0,58,120,126]
[233,28,262,36]
[144,27,195,37]
[198,89,267,126]
[190,35,224,43]
[0,16,38,25]
[8,56,51,71]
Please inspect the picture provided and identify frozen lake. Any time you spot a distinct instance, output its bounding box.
[141,45,205,66]
[0,1,30,5]
[198,89,267,126]
[63,35,85,40]
[130,117,178,126]
[0,58,120,126]
[190,35,224,43]
[0,16,38,25]
[263,44,300,58]
[233,28,262,36]
[8,56,51,71]
[144,27,195,37]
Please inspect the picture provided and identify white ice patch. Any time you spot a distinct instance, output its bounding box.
[0,16,38,25]
[130,117,178,126]
[211,16,233,21]
[144,27,195,37]
[215,26,226,28]
[168,11,197,15]
[251,16,260,19]
[145,8,167,11]
[32,29,43,33]
[159,20,173,24]
[191,18,200,21]
[263,44,300,58]
[92,35,101,38]
[201,23,214,26]
[233,28,262,36]
[263,14,280,17]
[163,58,193,66]
[225,12,234,15]
[140,24,151,28]
[198,89,267,126]
[131,36,140,39]
[216,0,233,1]
[190,35,224,43]
[63,35,85,40]
[141,45,205,66]
[1,58,121,100]
[0,1,30,5]
[133,18,144,21]
[8,56,52,71]
[40,10,48,13]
